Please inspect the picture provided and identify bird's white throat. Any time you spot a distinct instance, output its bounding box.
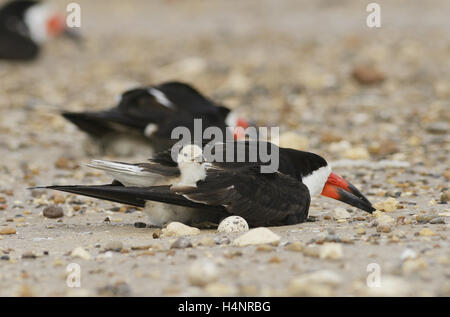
[302,165,332,196]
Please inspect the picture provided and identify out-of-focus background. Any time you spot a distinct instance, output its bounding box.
[0,0,448,297]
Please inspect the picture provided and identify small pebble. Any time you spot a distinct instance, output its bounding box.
[440,190,450,203]
[400,248,418,261]
[0,227,16,235]
[43,205,64,219]
[275,132,309,150]
[374,198,399,212]
[214,236,231,245]
[284,242,303,252]
[170,237,192,249]
[376,225,391,233]
[426,122,448,134]
[97,282,131,296]
[134,222,147,228]
[71,247,91,260]
[205,283,238,296]
[319,243,343,260]
[187,260,219,287]
[429,217,445,224]
[402,257,428,275]
[197,237,215,247]
[333,207,350,220]
[352,64,385,85]
[105,241,123,252]
[287,270,342,296]
[342,147,370,160]
[22,252,36,259]
[356,227,366,235]
[418,228,435,236]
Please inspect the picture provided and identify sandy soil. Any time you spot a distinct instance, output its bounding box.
[0,0,448,296]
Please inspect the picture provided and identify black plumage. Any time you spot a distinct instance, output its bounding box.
[62,81,240,153]
[0,0,40,60]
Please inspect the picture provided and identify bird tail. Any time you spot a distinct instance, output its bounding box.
[35,184,223,211]
[62,111,115,137]
[61,109,143,137]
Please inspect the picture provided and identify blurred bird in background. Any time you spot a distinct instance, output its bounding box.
[62,81,251,157]
[0,0,80,60]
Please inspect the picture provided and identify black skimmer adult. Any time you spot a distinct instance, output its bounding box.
[0,0,80,60]
[40,141,375,227]
[62,81,251,156]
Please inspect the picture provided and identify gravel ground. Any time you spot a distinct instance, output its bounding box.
[0,0,449,296]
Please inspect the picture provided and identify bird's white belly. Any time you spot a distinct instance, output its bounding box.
[143,201,223,228]
[144,201,196,227]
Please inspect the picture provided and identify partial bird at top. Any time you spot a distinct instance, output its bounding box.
[0,0,81,60]
[62,81,251,157]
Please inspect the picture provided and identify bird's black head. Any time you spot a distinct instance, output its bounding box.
[280,147,375,213]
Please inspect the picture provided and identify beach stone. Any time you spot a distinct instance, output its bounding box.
[443,170,450,180]
[376,225,391,233]
[105,241,123,252]
[319,243,343,260]
[426,122,448,134]
[429,217,445,224]
[197,237,215,247]
[419,228,435,236]
[205,283,238,296]
[232,227,280,247]
[333,207,350,220]
[98,281,131,297]
[368,276,410,296]
[187,260,219,286]
[284,241,303,252]
[43,205,64,219]
[342,147,370,160]
[374,198,399,212]
[276,132,309,151]
[402,257,428,275]
[71,247,91,260]
[0,227,16,235]
[161,222,200,237]
[287,270,342,296]
[356,227,366,235]
[170,237,192,249]
[217,216,249,233]
[373,211,395,225]
[400,249,418,261]
[22,251,37,259]
[440,190,450,203]
[352,65,385,85]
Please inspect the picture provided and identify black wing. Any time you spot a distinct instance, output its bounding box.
[173,165,311,226]
[156,82,224,116]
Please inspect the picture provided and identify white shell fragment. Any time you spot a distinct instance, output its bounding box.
[161,222,200,237]
[232,227,280,246]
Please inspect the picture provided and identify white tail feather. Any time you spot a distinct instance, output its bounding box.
[85,160,159,187]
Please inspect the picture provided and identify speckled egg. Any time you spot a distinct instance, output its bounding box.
[217,216,249,233]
